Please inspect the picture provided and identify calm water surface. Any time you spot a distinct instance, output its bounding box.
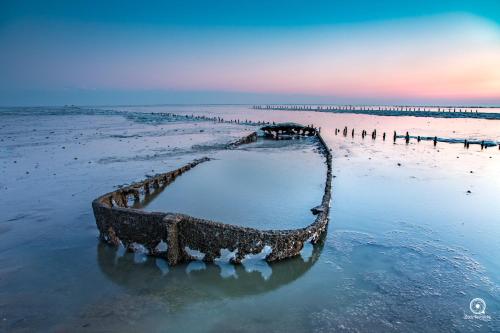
[140,137,325,230]
[0,105,499,332]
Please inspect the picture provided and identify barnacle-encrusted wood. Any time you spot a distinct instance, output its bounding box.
[261,122,317,137]
[92,126,332,265]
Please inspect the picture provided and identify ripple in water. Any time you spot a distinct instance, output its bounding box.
[312,226,500,332]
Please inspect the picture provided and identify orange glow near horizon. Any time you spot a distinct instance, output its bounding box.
[1,13,499,103]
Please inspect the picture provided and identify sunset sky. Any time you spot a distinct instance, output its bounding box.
[1,1,499,106]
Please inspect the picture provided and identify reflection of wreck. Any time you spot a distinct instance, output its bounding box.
[96,235,325,297]
[92,123,332,266]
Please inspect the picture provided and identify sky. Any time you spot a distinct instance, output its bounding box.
[1,0,499,106]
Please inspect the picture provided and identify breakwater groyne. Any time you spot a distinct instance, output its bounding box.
[251,105,500,120]
[333,126,499,149]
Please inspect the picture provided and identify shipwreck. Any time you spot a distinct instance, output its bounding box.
[92,123,332,265]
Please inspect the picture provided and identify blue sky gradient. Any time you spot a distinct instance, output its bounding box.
[1,1,499,106]
[3,0,500,27]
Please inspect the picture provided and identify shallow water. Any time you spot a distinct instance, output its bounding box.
[251,105,500,120]
[120,104,500,142]
[1,105,499,332]
[139,137,325,230]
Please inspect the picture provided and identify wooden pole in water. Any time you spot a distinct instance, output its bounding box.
[393,131,397,143]
[383,132,386,141]
[405,132,410,144]
[434,136,437,146]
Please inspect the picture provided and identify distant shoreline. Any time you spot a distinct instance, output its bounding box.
[284,108,500,120]
[1,103,500,109]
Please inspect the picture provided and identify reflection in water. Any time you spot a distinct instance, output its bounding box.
[97,233,325,298]
[155,258,169,275]
[186,261,207,274]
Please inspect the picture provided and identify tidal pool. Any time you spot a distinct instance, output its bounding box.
[138,137,325,230]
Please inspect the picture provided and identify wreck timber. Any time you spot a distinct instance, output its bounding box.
[92,125,332,265]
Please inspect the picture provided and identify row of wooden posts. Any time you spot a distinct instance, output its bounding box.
[154,112,272,126]
[335,126,498,150]
[154,112,497,150]
[252,105,480,113]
